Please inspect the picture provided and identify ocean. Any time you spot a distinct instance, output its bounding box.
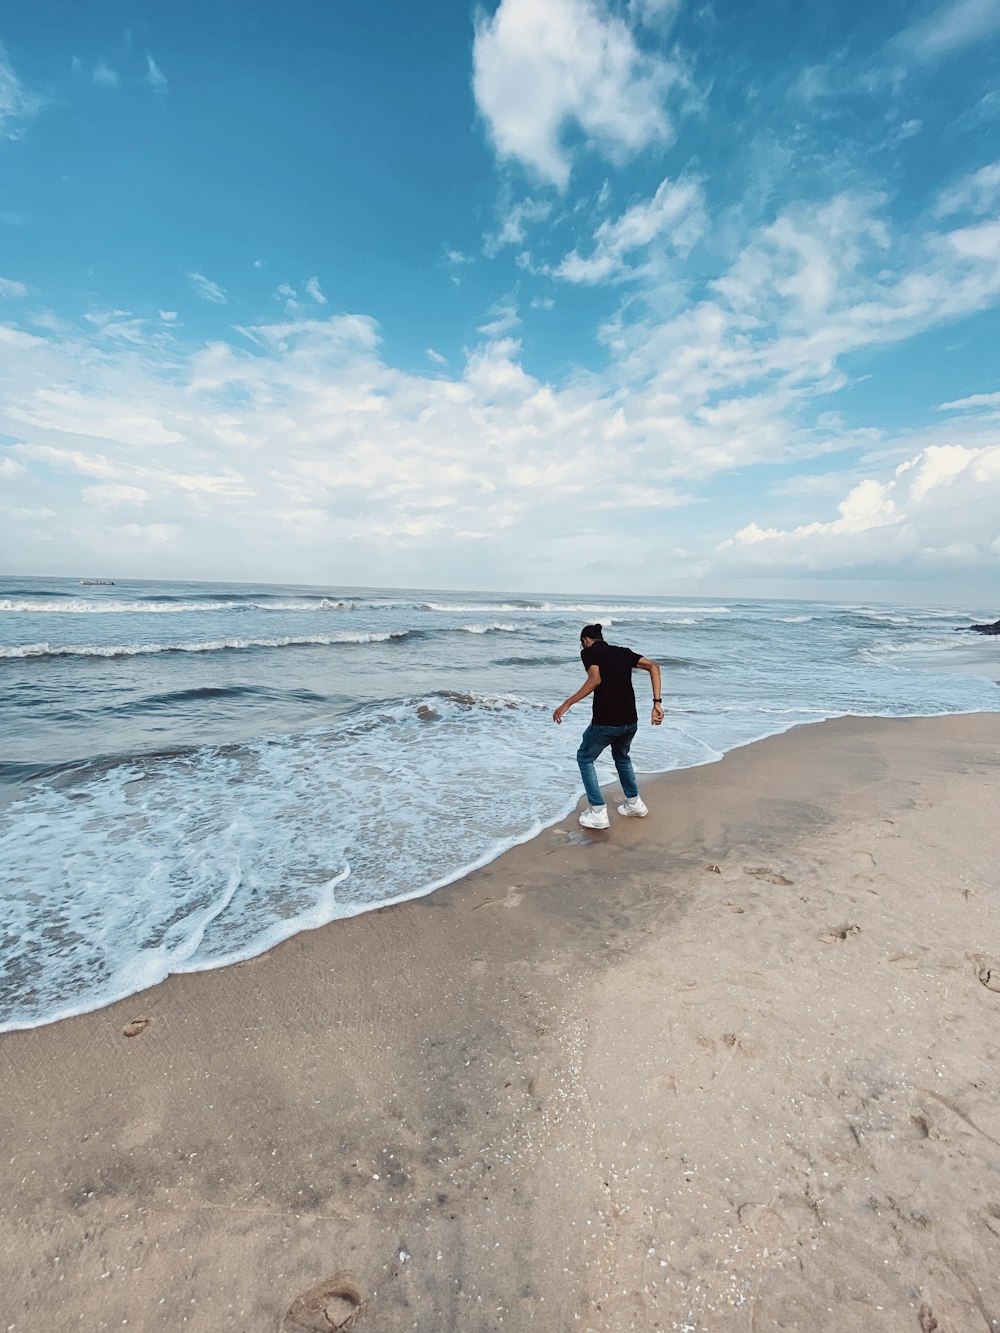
[1,575,997,1033]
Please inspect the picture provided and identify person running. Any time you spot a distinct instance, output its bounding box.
[552,623,663,829]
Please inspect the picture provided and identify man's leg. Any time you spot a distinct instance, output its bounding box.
[576,725,610,807]
[609,725,639,800]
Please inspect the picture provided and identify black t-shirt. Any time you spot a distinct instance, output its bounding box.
[581,641,642,725]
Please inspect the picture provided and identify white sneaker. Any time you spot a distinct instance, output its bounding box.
[618,796,648,817]
[579,804,610,829]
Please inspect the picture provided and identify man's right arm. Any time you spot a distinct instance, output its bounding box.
[553,664,601,724]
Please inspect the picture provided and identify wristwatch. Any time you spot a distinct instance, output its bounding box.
[653,698,662,703]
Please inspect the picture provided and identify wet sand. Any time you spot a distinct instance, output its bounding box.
[3,714,1000,1333]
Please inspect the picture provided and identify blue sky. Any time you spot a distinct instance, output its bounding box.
[1,0,999,599]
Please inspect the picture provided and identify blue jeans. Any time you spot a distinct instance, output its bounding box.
[576,723,639,807]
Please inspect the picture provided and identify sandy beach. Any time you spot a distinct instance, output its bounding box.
[3,713,1000,1333]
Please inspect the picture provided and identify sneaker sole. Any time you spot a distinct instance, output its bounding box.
[618,807,648,817]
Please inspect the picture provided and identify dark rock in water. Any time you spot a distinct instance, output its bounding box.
[961,619,1000,635]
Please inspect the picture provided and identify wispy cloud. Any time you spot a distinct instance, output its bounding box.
[0,276,27,299]
[0,43,42,138]
[83,483,151,507]
[190,272,227,304]
[92,60,120,90]
[938,390,1000,411]
[935,160,1000,216]
[483,196,552,256]
[276,282,300,313]
[554,177,704,283]
[898,0,1000,60]
[305,276,327,305]
[629,0,681,30]
[473,0,689,188]
[145,55,168,98]
[477,301,520,337]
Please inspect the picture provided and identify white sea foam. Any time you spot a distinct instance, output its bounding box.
[861,637,959,658]
[420,601,731,614]
[458,623,518,634]
[0,631,410,659]
[420,602,542,612]
[0,693,567,1031]
[0,682,843,1034]
[0,597,348,614]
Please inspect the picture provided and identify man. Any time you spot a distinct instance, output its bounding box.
[552,623,663,829]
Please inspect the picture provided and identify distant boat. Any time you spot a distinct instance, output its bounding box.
[79,579,115,586]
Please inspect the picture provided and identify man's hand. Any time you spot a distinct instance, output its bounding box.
[553,704,569,724]
[651,702,664,726]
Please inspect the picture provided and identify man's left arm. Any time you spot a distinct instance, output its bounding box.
[636,657,663,725]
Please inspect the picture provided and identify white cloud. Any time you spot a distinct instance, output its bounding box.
[0,276,27,299]
[477,301,521,337]
[305,277,327,305]
[629,0,681,29]
[83,309,150,344]
[145,55,168,98]
[426,348,447,365]
[939,390,1000,411]
[93,61,120,90]
[717,440,1000,574]
[484,197,552,255]
[159,310,178,323]
[0,456,26,478]
[895,118,923,140]
[9,506,55,521]
[555,176,705,283]
[190,272,227,304]
[276,282,301,313]
[472,0,686,188]
[10,385,185,447]
[0,43,42,138]
[936,160,1000,217]
[83,483,151,507]
[899,0,1000,60]
[0,312,693,580]
[116,522,182,547]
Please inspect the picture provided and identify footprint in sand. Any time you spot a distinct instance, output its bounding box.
[472,886,524,911]
[722,901,745,913]
[978,965,1000,993]
[817,924,861,944]
[743,866,794,886]
[122,1018,150,1038]
[281,1274,363,1332]
[918,1304,939,1333]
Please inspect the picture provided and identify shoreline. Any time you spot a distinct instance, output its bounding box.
[3,713,1000,1331]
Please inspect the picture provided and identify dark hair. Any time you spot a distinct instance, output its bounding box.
[580,623,604,643]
